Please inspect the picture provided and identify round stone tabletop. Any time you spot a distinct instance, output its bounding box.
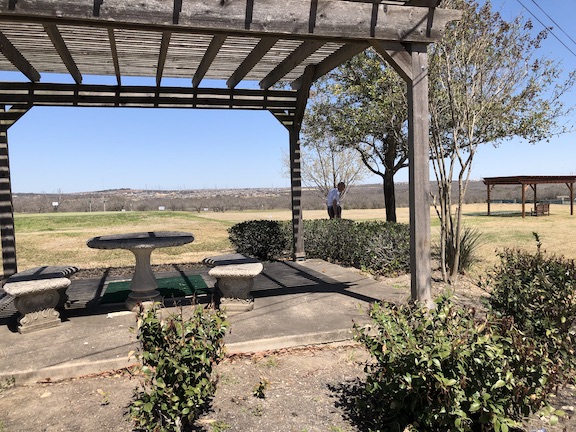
[87,231,194,250]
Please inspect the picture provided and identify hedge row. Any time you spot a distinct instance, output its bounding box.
[227,219,410,276]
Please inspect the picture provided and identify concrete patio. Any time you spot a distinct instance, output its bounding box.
[0,259,409,385]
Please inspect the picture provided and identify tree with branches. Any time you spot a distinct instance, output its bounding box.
[430,0,575,282]
[302,52,409,222]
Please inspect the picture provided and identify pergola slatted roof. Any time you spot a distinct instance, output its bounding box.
[0,1,460,88]
[0,0,461,305]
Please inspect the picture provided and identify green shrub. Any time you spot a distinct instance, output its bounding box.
[227,218,411,276]
[353,296,560,432]
[360,222,410,275]
[303,219,360,265]
[484,240,576,383]
[227,220,291,260]
[130,304,228,432]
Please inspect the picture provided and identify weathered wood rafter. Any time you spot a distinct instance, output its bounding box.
[107,28,121,86]
[0,31,40,82]
[43,24,82,84]
[156,31,171,86]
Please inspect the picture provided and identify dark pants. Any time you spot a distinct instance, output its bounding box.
[327,206,341,219]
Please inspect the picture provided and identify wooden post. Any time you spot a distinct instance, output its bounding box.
[0,111,16,278]
[569,182,574,216]
[521,184,527,218]
[486,184,491,216]
[407,44,431,306]
[288,65,315,260]
[0,104,30,280]
[289,129,304,260]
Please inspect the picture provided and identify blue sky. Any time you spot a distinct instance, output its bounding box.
[4,0,576,193]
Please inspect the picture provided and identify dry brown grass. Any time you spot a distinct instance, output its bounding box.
[13,203,576,274]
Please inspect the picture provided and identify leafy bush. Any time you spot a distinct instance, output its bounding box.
[302,219,360,265]
[359,222,411,275]
[130,304,228,432]
[227,220,291,260]
[353,296,560,432]
[484,239,576,383]
[227,218,411,276]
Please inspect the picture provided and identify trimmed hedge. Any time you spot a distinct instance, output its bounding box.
[228,219,410,277]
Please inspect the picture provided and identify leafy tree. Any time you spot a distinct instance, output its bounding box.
[430,0,575,282]
[303,50,408,222]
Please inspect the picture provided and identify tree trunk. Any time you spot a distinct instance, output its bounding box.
[383,169,397,222]
[384,135,398,222]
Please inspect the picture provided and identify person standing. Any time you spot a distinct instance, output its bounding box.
[326,182,345,219]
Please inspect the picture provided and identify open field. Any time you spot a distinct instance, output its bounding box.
[11,202,576,273]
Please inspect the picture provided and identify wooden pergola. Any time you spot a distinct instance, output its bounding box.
[483,175,576,218]
[0,0,460,304]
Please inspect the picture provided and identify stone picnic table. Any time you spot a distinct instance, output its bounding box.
[87,231,194,310]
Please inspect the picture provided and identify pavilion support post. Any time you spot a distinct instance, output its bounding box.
[288,65,315,260]
[568,183,574,215]
[521,184,528,218]
[486,184,492,215]
[0,104,30,280]
[406,44,432,306]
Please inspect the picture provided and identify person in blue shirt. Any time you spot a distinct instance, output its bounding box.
[326,182,345,219]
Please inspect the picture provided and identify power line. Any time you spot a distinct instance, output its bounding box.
[515,0,576,58]
[528,0,576,47]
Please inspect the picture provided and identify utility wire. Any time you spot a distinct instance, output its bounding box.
[515,0,576,58]
[528,0,576,47]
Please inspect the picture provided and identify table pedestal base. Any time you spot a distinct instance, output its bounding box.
[126,248,162,310]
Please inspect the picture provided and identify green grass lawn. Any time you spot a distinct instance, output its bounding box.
[10,203,576,274]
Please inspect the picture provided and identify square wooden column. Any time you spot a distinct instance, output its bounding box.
[407,44,432,306]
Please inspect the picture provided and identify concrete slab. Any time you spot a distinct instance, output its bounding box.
[0,259,407,385]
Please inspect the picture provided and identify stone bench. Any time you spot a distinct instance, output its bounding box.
[206,255,263,313]
[3,266,79,333]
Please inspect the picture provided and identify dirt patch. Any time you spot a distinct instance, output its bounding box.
[2,268,575,431]
[1,343,574,432]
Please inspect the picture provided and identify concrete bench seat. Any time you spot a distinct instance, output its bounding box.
[207,257,263,313]
[3,266,78,333]
[202,253,260,267]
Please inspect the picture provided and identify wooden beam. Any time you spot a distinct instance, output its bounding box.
[0,31,40,82]
[44,24,83,84]
[371,40,412,81]
[227,37,278,89]
[107,28,121,86]
[291,43,368,90]
[156,31,171,87]
[260,41,324,89]
[0,103,31,129]
[406,42,431,306]
[0,3,462,43]
[192,34,227,88]
[0,82,298,111]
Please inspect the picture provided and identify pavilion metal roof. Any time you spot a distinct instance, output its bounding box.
[483,175,576,186]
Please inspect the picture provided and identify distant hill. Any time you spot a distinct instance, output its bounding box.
[12,181,573,213]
